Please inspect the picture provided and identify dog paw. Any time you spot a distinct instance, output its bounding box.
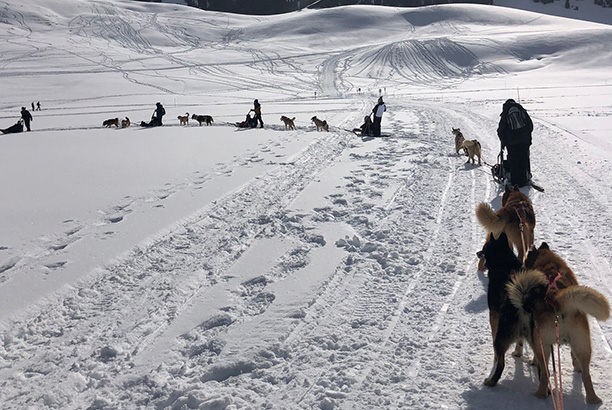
[586,394,602,404]
[483,378,497,387]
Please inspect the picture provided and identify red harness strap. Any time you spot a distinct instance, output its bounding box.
[545,271,563,309]
[514,201,532,261]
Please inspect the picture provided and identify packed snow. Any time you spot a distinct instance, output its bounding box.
[1,0,612,409]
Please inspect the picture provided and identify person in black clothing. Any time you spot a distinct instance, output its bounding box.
[21,107,33,131]
[250,99,264,128]
[31,102,35,111]
[497,99,533,187]
[371,96,386,137]
[36,101,41,111]
[153,102,165,126]
[140,102,166,127]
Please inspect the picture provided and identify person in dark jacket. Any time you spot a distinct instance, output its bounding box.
[153,102,165,126]
[250,99,264,128]
[21,107,33,131]
[372,96,386,137]
[497,99,533,187]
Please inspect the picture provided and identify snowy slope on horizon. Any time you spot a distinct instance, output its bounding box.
[1,1,612,409]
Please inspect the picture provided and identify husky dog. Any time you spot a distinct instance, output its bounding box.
[280,115,296,130]
[477,232,525,355]
[476,185,536,269]
[480,233,610,404]
[524,241,579,289]
[461,139,482,165]
[498,272,609,403]
[452,127,466,155]
[121,117,130,128]
[103,118,119,128]
[178,113,189,125]
[192,114,214,126]
[311,116,329,132]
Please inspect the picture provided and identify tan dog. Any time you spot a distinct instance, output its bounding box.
[280,116,296,130]
[502,269,609,403]
[121,117,130,128]
[461,139,481,165]
[178,113,189,125]
[452,127,466,155]
[524,241,579,290]
[476,185,535,269]
[191,114,214,126]
[103,118,119,128]
[311,116,328,132]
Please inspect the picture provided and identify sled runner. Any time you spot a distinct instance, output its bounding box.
[491,150,544,192]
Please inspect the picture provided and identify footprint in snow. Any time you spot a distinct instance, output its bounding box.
[106,215,124,224]
[0,256,21,274]
[44,261,67,270]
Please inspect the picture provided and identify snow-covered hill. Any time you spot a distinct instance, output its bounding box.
[0,1,611,409]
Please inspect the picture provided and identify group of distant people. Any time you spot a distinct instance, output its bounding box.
[3,96,534,188]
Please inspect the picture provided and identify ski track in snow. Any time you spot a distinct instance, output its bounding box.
[1,2,612,409]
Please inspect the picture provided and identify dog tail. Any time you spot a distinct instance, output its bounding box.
[508,270,611,322]
[475,203,507,235]
[291,117,295,121]
[556,286,610,321]
[507,269,548,315]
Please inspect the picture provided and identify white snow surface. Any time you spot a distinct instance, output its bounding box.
[1,1,612,409]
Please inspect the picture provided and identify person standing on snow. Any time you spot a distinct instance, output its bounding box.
[372,96,386,137]
[21,106,33,131]
[250,99,264,128]
[497,98,533,187]
[153,102,165,126]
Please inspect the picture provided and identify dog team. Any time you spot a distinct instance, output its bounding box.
[457,100,610,404]
[475,184,610,404]
[100,98,329,132]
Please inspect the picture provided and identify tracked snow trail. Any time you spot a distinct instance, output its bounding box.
[144,103,497,409]
[1,2,612,409]
[0,129,352,409]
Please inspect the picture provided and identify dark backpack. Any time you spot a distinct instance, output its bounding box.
[506,106,528,131]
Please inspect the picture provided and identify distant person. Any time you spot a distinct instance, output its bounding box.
[21,106,32,131]
[36,101,41,111]
[140,102,166,127]
[371,96,386,137]
[497,99,533,187]
[31,102,35,111]
[352,115,372,136]
[153,102,165,126]
[250,99,264,128]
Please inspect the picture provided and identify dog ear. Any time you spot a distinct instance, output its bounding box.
[513,184,520,191]
[488,232,496,241]
[539,242,550,250]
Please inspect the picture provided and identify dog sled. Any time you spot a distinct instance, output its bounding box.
[490,150,544,192]
[236,112,258,128]
[1,120,24,134]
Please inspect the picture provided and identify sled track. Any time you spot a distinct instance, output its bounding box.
[0,131,351,409]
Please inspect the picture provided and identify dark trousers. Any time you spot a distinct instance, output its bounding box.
[24,119,31,131]
[255,114,264,128]
[506,144,531,187]
[373,116,382,137]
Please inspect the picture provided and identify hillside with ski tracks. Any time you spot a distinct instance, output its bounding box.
[0,1,612,409]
